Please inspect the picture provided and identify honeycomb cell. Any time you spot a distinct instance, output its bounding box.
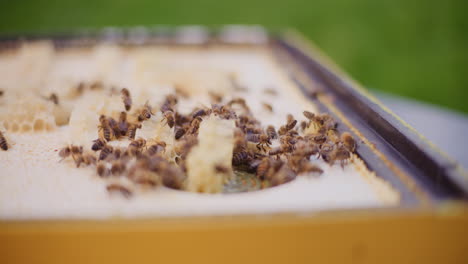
[33,119,44,131]
[21,123,32,132]
[11,122,19,132]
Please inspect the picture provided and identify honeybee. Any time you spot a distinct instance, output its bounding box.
[129,138,146,149]
[262,102,273,112]
[111,160,126,175]
[145,143,165,156]
[247,133,271,152]
[91,138,106,151]
[96,162,110,177]
[278,119,297,135]
[228,73,248,91]
[306,134,327,145]
[98,115,113,142]
[163,110,175,128]
[303,111,315,120]
[188,116,202,134]
[341,132,356,152]
[127,123,142,140]
[228,97,250,111]
[121,88,132,111]
[263,87,277,96]
[256,158,271,180]
[232,149,251,166]
[268,146,284,158]
[48,93,59,105]
[192,108,211,119]
[118,111,129,136]
[82,153,97,166]
[58,146,71,160]
[99,145,114,161]
[329,146,351,168]
[106,183,132,198]
[270,166,296,187]
[266,125,277,140]
[208,91,223,103]
[297,161,323,175]
[174,126,186,140]
[214,164,230,174]
[138,102,153,122]
[0,131,8,151]
[161,166,185,190]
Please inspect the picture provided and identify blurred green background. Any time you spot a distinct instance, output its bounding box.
[1,0,467,113]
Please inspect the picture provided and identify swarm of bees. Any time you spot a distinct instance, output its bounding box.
[56,84,357,198]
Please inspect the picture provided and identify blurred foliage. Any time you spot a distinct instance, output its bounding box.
[1,0,467,113]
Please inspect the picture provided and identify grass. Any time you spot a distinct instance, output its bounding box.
[1,0,466,113]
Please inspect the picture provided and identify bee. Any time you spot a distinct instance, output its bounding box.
[47,93,59,105]
[145,144,164,156]
[138,102,153,122]
[74,154,85,168]
[228,73,248,91]
[300,121,308,131]
[208,91,223,103]
[256,158,271,180]
[306,134,327,145]
[341,132,356,152]
[106,183,132,198]
[90,81,104,90]
[174,84,189,98]
[228,97,250,111]
[75,82,85,96]
[263,87,277,96]
[249,133,271,152]
[70,145,84,156]
[318,142,335,161]
[121,88,132,111]
[163,110,175,128]
[297,161,323,175]
[163,168,185,190]
[329,146,351,168]
[188,116,202,134]
[266,125,277,140]
[214,164,230,174]
[286,114,294,124]
[112,147,125,160]
[127,123,142,140]
[192,108,211,119]
[91,138,106,151]
[232,149,251,166]
[98,115,113,142]
[58,146,71,160]
[99,145,114,161]
[175,112,191,127]
[0,131,8,151]
[82,153,97,166]
[118,111,129,136]
[108,117,122,139]
[279,135,296,153]
[270,166,297,186]
[303,111,315,120]
[111,160,126,175]
[269,147,284,157]
[278,119,297,135]
[96,162,110,177]
[262,102,273,112]
[129,138,146,149]
[174,126,186,140]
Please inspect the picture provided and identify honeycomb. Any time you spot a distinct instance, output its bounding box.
[186,116,235,193]
[0,96,56,133]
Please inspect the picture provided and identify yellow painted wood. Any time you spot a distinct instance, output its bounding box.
[1,205,468,264]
